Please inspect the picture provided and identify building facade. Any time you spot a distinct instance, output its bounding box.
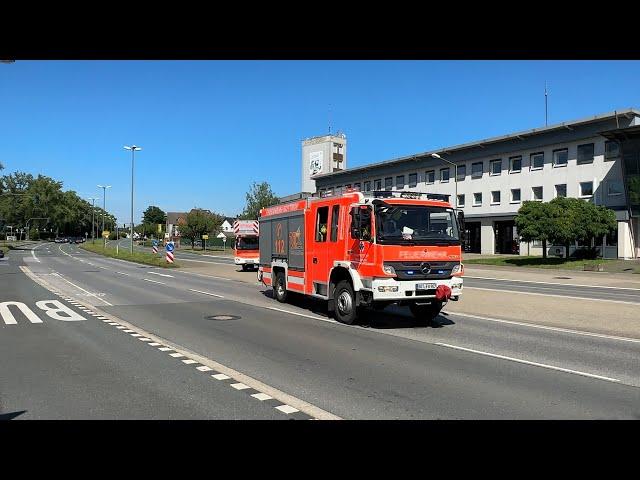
[312,109,640,259]
[302,132,347,194]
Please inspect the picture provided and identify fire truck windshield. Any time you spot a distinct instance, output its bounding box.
[375,204,460,245]
[236,236,259,250]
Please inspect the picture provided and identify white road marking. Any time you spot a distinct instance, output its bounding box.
[108,322,120,325]
[148,342,161,346]
[143,278,166,285]
[251,393,273,401]
[182,359,198,364]
[116,326,126,329]
[158,347,173,351]
[231,383,250,390]
[169,353,185,358]
[49,272,113,306]
[464,286,640,305]
[188,288,224,298]
[148,271,174,278]
[196,365,212,371]
[212,373,230,380]
[31,249,41,263]
[275,405,299,414]
[466,275,640,291]
[130,333,142,337]
[97,316,108,319]
[138,338,152,342]
[115,271,130,276]
[435,342,621,383]
[448,311,640,344]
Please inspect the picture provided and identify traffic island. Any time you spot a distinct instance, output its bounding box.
[80,242,179,268]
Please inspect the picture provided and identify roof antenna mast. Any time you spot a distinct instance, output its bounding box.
[328,104,332,135]
[545,81,549,126]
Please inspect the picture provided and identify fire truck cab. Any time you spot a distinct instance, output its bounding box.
[258,189,465,325]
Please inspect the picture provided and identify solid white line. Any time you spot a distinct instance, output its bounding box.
[187,288,224,298]
[251,393,273,401]
[148,271,174,278]
[465,275,640,291]
[266,306,337,323]
[464,286,640,305]
[275,405,300,414]
[231,383,250,390]
[50,273,113,306]
[435,342,621,383]
[447,311,640,344]
[143,278,166,285]
[212,373,230,380]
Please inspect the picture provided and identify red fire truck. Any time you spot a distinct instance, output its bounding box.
[257,189,465,324]
[233,220,260,271]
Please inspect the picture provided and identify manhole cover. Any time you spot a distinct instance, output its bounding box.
[553,276,572,279]
[205,314,241,321]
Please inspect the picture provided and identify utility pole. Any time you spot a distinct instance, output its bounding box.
[97,185,111,247]
[88,197,98,244]
[124,145,142,254]
[545,81,548,127]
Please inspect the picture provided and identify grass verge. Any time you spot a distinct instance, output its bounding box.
[80,242,179,268]
[464,256,618,271]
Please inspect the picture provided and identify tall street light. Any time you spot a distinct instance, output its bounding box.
[97,185,111,247]
[124,145,142,254]
[88,197,98,244]
[431,153,458,209]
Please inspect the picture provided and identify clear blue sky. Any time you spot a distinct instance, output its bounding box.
[2,60,639,224]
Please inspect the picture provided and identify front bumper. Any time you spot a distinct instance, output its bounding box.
[369,277,463,301]
[235,257,259,265]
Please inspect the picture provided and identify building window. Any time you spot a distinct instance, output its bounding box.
[354,182,361,190]
[491,190,501,204]
[384,177,392,190]
[577,143,595,165]
[396,175,405,189]
[553,148,568,167]
[457,194,465,207]
[408,173,417,188]
[530,152,544,170]
[580,181,593,197]
[490,159,502,176]
[532,186,543,201]
[471,162,483,178]
[374,179,382,190]
[608,180,624,196]
[606,228,618,246]
[318,188,325,197]
[532,239,543,247]
[473,192,482,206]
[509,156,522,173]
[425,170,435,184]
[364,181,371,192]
[555,184,567,198]
[440,167,450,183]
[605,140,620,160]
[456,164,466,181]
[511,188,521,203]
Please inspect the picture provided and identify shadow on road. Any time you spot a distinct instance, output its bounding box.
[0,410,27,420]
[260,288,455,330]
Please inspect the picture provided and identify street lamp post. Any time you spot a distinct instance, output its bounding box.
[97,185,111,247]
[431,153,458,209]
[88,197,98,244]
[124,145,142,254]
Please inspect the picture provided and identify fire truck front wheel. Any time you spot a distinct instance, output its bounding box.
[274,271,288,303]
[409,301,443,324]
[334,280,358,325]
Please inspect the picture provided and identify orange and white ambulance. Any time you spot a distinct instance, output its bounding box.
[233,220,260,271]
[257,188,465,324]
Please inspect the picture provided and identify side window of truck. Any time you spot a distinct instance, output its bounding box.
[350,206,372,241]
[330,205,340,242]
[316,206,329,242]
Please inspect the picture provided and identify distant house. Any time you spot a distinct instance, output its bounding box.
[166,212,188,238]
[221,217,236,234]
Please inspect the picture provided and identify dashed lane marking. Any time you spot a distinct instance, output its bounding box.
[196,365,213,372]
[130,333,142,337]
[252,393,273,401]
[49,272,113,306]
[143,278,166,285]
[116,326,126,329]
[158,347,173,352]
[115,271,130,276]
[182,359,198,364]
[275,405,300,414]
[149,342,161,346]
[169,353,185,358]
[138,338,152,342]
[148,271,174,278]
[212,373,230,380]
[231,383,250,390]
[188,288,225,298]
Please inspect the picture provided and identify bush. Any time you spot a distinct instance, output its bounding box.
[571,246,600,260]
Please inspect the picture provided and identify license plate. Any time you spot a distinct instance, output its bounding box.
[416,283,437,290]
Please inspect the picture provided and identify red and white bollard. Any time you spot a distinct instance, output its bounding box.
[166,251,174,263]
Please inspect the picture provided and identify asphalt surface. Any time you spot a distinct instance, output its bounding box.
[5,241,639,419]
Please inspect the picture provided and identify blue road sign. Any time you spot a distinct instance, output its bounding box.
[166,242,174,252]
[152,239,158,246]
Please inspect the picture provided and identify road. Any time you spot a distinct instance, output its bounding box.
[2,241,639,419]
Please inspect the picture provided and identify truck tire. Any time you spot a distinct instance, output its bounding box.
[274,271,288,303]
[334,280,358,325]
[409,301,443,325]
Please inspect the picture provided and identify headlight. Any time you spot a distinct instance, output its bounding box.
[378,286,399,292]
[451,263,463,275]
[383,264,396,275]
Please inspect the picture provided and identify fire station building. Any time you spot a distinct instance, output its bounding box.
[310,109,640,259]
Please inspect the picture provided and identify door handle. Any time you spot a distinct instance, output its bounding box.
[313,257,318,264]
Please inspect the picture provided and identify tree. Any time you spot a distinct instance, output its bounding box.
[180,208,224,249]
[142,205,167,225]
[514,201,554,258]
[239,181,279,220]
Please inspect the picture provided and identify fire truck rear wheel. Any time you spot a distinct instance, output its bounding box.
[274,271,288,303]
[334,280,358,325]
[409,301,443,324]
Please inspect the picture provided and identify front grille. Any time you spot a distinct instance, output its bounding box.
[386,261,456,280]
